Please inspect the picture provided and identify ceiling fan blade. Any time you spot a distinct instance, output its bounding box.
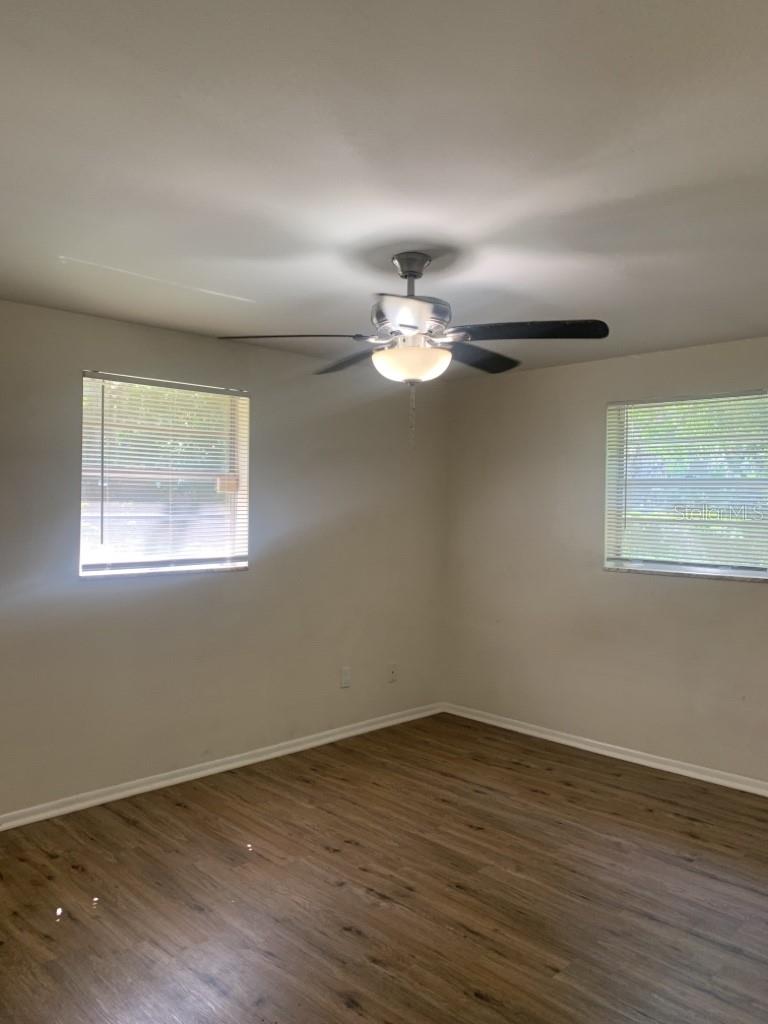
[449,342,520,374]
[450,320,609,342]
[315,349,374,375]
[219,333,368,341]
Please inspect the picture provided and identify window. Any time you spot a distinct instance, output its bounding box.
[605,391,768,581]
[80,372,249,576]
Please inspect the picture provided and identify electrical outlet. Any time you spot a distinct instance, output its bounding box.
[388,663,398,684]
[340,665,352,689]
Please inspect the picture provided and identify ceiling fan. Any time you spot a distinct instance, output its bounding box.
[221,251,609,385]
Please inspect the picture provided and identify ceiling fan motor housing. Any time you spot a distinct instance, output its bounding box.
[371,294,452,338]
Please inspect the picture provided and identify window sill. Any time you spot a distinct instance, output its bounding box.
[604,561,768,583]
[79,562,248,579]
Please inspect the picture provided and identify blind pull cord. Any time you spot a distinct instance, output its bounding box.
[99,380,105,546]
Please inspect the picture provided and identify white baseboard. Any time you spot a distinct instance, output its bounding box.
[3,701,765,833]
[0,703,441,833]
[440,703,768,798]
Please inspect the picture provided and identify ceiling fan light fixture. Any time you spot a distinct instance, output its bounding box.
[372,344,452,383]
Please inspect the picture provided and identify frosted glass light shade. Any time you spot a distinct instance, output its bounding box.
[372,346,452,383]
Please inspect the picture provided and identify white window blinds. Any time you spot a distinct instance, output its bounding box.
[80,373,249,576]
[605,392,768,580]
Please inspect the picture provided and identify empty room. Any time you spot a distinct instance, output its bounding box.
[1,2,767,1022]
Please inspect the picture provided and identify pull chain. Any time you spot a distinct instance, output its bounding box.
[408,382,417,447]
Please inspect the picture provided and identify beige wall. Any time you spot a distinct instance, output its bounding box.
[2,297,766,818]
[446,336,768,781]
[0,299,447,816]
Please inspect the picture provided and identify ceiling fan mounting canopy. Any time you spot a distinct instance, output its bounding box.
[220,250,609,382]
[391,250,432,281]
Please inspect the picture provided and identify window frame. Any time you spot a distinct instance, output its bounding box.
[79,370,250,579]
[603,388,768,584]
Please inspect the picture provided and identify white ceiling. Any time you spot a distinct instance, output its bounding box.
[2,0,768,371]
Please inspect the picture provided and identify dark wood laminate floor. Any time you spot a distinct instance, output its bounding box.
[1,714,767,1024]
